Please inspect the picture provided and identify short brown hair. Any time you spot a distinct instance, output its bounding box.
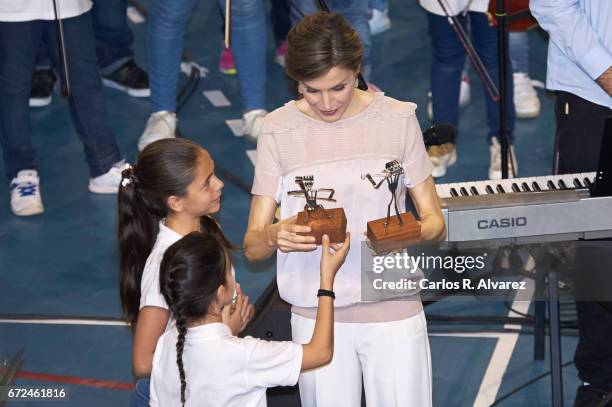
[285,12,363,82]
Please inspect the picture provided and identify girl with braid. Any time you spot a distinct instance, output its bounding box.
[150,230,349,407]
[117,138,254,407]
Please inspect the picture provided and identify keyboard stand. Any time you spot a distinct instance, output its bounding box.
[532,247,564,407]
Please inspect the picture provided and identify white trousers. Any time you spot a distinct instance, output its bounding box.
[290,311,432,407]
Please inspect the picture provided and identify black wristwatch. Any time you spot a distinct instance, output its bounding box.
[317,289,335,299]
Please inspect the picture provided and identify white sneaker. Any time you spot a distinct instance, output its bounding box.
[89,160,131,194]
[10,170,44,216]
[427,73,471,120]
[369,8,391,36]
[513,72,540,119]
[428,142,457,178]
[489,138,518,180]
[138,111,177,152]
[243,109,267,143]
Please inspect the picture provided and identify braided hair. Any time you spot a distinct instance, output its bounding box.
[159,232,233,406]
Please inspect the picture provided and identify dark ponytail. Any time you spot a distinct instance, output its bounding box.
[117,138,205,324]
[159,232,232,407]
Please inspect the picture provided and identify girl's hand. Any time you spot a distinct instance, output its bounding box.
[222,284,255,335]
[319,233,350,288]
[270,215,317,253]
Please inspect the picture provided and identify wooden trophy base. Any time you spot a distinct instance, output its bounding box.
[296,207,347,244]
[366,212,421,254]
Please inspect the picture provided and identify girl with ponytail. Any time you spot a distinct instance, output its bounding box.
[117,138,253,407]
[150,230,350,407]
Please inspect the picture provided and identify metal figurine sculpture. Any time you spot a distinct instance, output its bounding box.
[287,176,346,244]
[363,160,404,227]
[363,161,421,254]
[288,176,336,220]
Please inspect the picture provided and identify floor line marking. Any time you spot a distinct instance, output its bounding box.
[473,279,534,407]
[0,319,127,326]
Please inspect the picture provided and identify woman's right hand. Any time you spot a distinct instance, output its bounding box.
[319,233,350,287]
[269,215,318,253]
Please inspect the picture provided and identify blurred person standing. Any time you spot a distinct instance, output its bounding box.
[531,1,612,405]
[0,0,128,216]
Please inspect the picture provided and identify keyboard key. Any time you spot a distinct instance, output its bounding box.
[470,186,479,195]
[485,185,495,194]
[460,187,469,196]
[532,182,542,192]
[496,184,506,193]
[450,187,459,197]
[511,183,520,192]
[521,182,531,192]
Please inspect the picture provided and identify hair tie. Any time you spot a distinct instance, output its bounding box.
[121,165,138,188]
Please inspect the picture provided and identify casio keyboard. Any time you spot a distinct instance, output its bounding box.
[436,171,612,242]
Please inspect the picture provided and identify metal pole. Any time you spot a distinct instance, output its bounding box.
[496,0,510,179]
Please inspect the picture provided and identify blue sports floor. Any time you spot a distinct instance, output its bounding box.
[0,1,583,405]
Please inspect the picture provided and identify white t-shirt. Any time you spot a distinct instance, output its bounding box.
[0,0,92,22]
[150,323,303,407]
[140,221,182,311]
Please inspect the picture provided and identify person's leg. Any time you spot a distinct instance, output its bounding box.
[0,21,46,215]
[129,378,151,407]
[147,0,197,113]
[0,20,43,180]
[470,12,515,144]
[271,0,291,47]
[425,11,465,177]
[509,31,540,119]
[427,12,465,132]
[368,0,391,37]
[360,312,432,407]
[93,0,149,97]
[291,314,363,407]
[29,35,57,107]
[219,0,267,112]
[508,31,528,74]
[553,91,609,174]
[553,93,612,403]
[92,0,133,73]
[330,0,372,80]
[289,0,317,26]
[370,0,388,11]
[45,13,122,178]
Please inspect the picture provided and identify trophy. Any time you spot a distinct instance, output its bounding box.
[363,160,421,254]
[287,176,347,244]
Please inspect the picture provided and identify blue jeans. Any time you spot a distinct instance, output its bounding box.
[370,0,388,12]
[129,378,150,407]
[92,0,135,73]
[290,0,372,80]
[0,13,122,180]
[427,11,515,143]
[34,0,134,74]
[509,31,528,74]
[147,0,266,113]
